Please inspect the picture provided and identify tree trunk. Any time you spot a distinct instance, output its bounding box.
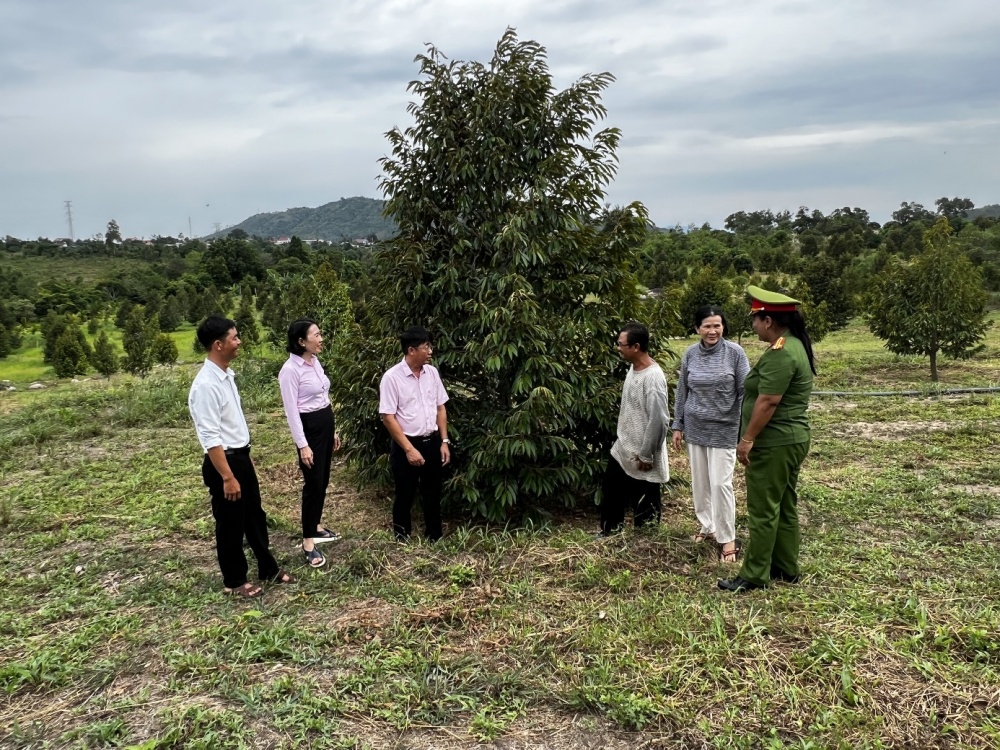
[929,348,938,382]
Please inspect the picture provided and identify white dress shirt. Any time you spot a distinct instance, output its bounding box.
[188,359,251,452]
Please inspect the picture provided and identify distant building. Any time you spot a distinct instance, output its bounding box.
[274,236,291,245]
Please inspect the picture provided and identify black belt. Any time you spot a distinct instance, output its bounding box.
[406,433,438,445]
[224,445,251,456]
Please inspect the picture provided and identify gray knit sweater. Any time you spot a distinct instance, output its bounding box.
[671,338,750,449]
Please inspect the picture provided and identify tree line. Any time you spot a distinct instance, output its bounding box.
[0,231,371,375]
[3,196,994,378]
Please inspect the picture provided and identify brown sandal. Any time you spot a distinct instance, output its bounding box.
[691,532,714,544]
[720,540,742,563]
[224,582,264,598]
[266,570,297,585]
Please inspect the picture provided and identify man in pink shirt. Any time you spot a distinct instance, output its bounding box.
[378,326,451,541]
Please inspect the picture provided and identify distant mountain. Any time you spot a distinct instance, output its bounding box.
[214,197,396,242]
[967,204,1000,220]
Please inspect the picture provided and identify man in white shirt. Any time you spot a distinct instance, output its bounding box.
[188,315,294,597]
[598,321,670,536]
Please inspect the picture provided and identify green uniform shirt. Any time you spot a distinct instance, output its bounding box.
[740,335,813,447]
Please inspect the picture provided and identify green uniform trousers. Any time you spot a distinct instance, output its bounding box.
[739,440,810,587]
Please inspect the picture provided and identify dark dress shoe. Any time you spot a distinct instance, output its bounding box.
[717,576,766,593]
[770,568,801,584]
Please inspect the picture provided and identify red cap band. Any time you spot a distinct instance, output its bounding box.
[750,300,799,313]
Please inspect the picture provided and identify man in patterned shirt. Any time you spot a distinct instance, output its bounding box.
[598,321,670,537]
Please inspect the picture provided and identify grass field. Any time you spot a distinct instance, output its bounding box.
[1,323,999,748]
[1,255,156,286]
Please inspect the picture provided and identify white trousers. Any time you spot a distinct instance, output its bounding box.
[688,444,737,544]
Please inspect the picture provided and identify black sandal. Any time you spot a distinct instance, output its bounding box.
[304,546,325,568]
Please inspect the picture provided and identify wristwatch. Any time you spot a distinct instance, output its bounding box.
[441,438,451,445]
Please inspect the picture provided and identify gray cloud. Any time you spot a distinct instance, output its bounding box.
[1,0,999,238]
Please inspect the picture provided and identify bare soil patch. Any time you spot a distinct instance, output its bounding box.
[833,420,954,441]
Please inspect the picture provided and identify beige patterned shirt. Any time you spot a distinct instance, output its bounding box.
[610,362,670,483]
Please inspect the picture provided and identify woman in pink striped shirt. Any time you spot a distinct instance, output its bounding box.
[278,319,341,568]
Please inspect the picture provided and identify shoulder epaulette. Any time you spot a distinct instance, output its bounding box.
[772,337,785,350]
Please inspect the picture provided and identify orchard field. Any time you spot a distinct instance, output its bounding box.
[1,320,999,749]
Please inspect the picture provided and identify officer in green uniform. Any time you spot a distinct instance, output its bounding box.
[719,286,816,593]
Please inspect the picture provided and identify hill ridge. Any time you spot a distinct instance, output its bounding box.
[213,196,396,242]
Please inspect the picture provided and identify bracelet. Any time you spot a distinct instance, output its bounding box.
[740,437,754,444]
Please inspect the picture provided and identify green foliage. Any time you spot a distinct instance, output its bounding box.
[891,201,935,227]
[0,322,19,359]
[185,287,220,325]
[105,219,122,247]
[89,330,120,379]
[41,311,69,363]
[721,294,753,343]
[826,230,865,265]
[158,295,183,332]
[935,196,975,223]
[122,308,159,378]
[332,30,650,520]
[200,236,265,287]
[644,289,685,341]
[114,300,134,330]
[0,265,33,360]
[786,280,831,345]
[151,333,179,367]
[233,295,260,345]
[0,302,23,359]
[259,263,354,346]
[637,229,690,289]
[725,209,778,235]
[285,235,311,262]
[50,325,90,378]
[865,218,992,381]
[33,280,102,317]
[678,267,733,334]
[800,254,853,331]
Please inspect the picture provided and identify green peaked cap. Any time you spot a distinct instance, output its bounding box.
[746,285,801,313]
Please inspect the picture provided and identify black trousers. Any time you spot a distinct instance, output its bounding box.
[390,435,443,541]
[298,406,335,539]
[599,455,662,534]
[202,451,279,589]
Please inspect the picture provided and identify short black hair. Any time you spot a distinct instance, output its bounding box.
[694,304,729,337]
[620,321,649,352]
[286,318,317,355]
[400,325,431,355]
[196,315,236,350]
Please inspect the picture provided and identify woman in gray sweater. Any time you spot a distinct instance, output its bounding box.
[671,305,750,562]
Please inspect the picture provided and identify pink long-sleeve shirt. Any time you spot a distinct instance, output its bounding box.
[278,354,332,449]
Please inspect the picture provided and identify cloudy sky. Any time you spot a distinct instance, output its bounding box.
[2,0,998,239]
